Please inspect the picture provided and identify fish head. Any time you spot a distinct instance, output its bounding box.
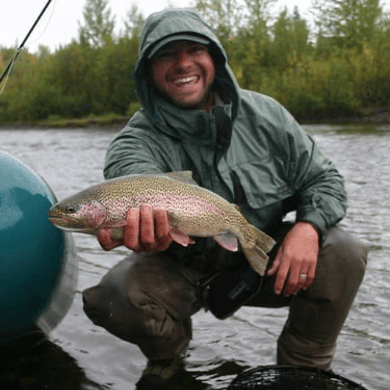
[48,197,107,234]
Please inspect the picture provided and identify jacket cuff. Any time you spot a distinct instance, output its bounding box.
[296,209,327,244]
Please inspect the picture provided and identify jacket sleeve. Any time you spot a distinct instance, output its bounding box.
[103,122,165,179]
[281,109,347,240]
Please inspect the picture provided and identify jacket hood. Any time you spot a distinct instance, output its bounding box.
[133,9,240,131]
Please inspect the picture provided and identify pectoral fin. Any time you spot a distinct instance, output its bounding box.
[170,227,196,247]
[213,233,239,252]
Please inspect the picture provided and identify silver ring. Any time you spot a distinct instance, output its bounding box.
[299,274,308,279]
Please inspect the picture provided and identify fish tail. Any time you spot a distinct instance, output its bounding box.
[239,225,276,276]
[252,224,276,253]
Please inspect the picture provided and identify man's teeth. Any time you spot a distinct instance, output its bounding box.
[174,76,197,84]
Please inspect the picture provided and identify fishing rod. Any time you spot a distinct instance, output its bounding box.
[0,0,54,89]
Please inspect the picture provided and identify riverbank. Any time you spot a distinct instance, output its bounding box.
[1,108,390,129]
[299,108,390,125]
[0,113,128,130]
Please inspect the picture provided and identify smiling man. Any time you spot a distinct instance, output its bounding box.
[150,40,216,111]
[82,9,368,389]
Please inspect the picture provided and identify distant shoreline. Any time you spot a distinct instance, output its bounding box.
[298,108,390,125]
[0,119,127,130]
[1,108,390,129]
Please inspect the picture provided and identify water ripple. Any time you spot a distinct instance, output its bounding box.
[1,126,389,390]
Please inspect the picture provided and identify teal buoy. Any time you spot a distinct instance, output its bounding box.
[0,151,77,346]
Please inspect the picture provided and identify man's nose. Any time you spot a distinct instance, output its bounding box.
[175,50,192,68]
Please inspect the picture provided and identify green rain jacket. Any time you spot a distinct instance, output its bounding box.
[104,9,347,244]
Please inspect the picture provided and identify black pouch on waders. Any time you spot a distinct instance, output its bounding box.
[198,265,264,320]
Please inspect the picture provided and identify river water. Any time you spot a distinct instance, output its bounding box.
[0,124,389,390]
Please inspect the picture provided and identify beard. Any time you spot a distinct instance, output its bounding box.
[154,82,215,112]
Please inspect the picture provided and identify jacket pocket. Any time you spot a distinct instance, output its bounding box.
[231,161,292,210]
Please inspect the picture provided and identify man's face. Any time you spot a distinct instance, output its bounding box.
[150,40,216,111]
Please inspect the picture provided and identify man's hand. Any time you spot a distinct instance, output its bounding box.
[267,222,320,297]
[97,204,173,252]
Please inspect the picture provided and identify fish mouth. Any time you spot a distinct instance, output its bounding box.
[48,215,89,232]
[48,215,66,224]
[48,216,71,230]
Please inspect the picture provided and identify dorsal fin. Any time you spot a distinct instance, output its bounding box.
[164,171,198,186]
[123,171,198,186]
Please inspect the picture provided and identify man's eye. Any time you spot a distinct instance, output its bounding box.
[191,45,207,53]
[155,51,175,60]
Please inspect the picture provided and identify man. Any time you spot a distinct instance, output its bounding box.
[82,8,368,388]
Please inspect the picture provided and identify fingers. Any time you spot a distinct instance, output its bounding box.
[154,208,173,251]
[283,264,312,297]
[98,205,172,253]
[267,248,317,297]
[267,223,319,297]
[139,204,155,251]
[97,228,123,251]
[266,254,280,276]
[300,266,316,291]
[267,251,285,295]
[124,205,172,252]
[123,207,141,251]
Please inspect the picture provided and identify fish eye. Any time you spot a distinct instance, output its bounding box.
[65,204,78,214]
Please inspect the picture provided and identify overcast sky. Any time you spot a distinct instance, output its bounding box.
[0,0,378,53]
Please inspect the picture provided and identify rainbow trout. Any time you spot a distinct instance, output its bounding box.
[48,171,275,275]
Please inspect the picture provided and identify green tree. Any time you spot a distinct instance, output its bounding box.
[79,0,115,47]
[100,37,139,115]
[271,7,311,71]
[123,3,145,39]
[50,42,90,117]
[312,0,383,48]
[193,0,243,45]
[244,0,276,26]
[1,49,63,121]
[233,0,276,88]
